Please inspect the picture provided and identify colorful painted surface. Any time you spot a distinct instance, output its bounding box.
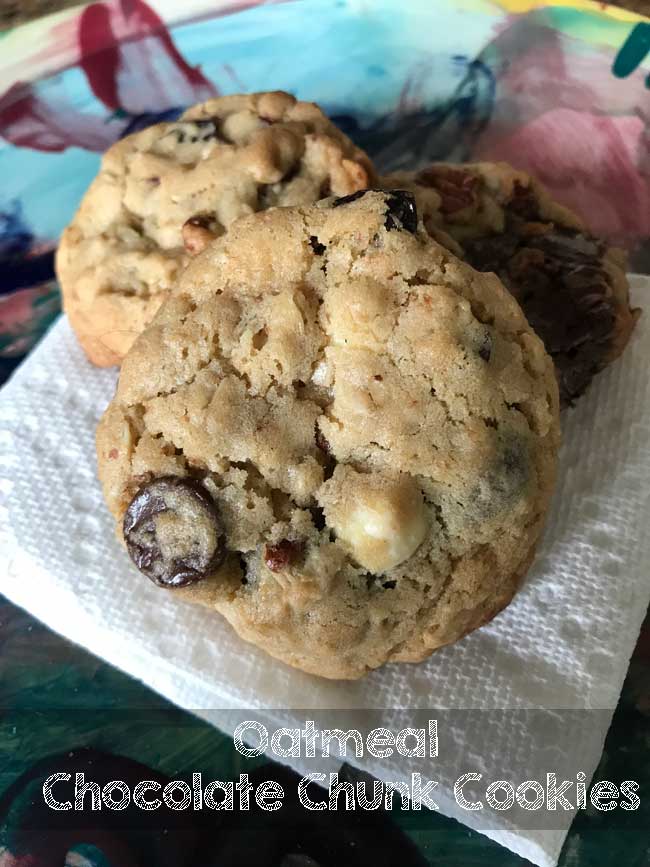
[1,3,649,864]
[0,0,649,360]
[0,594,648,866]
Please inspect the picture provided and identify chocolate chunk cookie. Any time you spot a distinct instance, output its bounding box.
[381,162,640,405]
[57,91,374,367]
[97,191,560,679]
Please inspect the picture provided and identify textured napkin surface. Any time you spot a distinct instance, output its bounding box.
[1,279,649,867]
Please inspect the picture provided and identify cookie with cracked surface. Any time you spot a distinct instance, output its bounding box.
[97,190,560,679]
[381,162,640,406]
[56,90,374,367]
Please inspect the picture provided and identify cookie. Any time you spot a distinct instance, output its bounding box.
[56,91,374,367]
[96,190,560,679]
[381,162,640,406]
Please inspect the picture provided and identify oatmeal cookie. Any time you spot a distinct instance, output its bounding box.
[97,190,560,679]
[57,91,374,366]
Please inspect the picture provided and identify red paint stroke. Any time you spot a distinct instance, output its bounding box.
[473,16,650,248]
[78,3,121,109]
[78,0,217,113]
[0,81,124,152]
[0,0,222,152]
[479,109,650,245]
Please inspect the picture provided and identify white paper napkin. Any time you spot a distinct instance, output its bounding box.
[1,279,649,867]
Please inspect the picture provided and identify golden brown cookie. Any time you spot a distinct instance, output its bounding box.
[381,162,639,406]
[97,190,560,679]
[56,91,374,366]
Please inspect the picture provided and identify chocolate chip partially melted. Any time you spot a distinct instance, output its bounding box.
[478,331,492,362]
[464,206,621,405]
[123,476,226,587]
[309,235,326,255]
[507,181,540,221]
[314,423,331,453]
[167,118,223,144]
[383,190,418,233]
[470,435,530,521]
[331,189,418,234]
[331,190,368,208]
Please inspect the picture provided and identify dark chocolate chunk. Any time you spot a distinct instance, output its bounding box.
[415,166,480,215]
[478,331,492,362]
[332,189,417,234]
[309,236,326,256]
[383,190,418,233]
[310,506,327,531]
[185,214,213,229]
[508,181,540,221]
[123,476,226,587]
[168,118,222,145]
[314,423,331,453]
[365,574,397,591]
[193,118,223,140]
[469,435,530,521]
[264,539,300,573]
[464,233,519,272]
[331,189,368,207]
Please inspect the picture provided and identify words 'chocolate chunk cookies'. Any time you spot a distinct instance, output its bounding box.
[57,91,374,367]
[97,191,560,679]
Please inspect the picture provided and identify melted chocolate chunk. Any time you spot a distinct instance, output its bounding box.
[331,189,368,207]
[507,181,540,221]
[309,236,326,256]
[365,574,397,592]
[383,190,418,233]
[168,118,222,144]
[264,539,300,572]
[314,424,331,453]
[416,166,480,215]
[478,331,492,362]
[332,189,417,234]
[191,118,223,140]
[185,214,213,229]
[310,506,327,531]
[470,436,530,521]
[464,225,618,405]
[123,476,226,587]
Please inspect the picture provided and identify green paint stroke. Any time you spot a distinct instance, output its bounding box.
[613,22,650,83]
[545,7,630,51]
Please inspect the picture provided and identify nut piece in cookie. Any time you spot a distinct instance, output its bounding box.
[97,191,560,679]
[57,91,375,367]
[381,162,640,406]
[182,215,218,255]
[123,476,226,587]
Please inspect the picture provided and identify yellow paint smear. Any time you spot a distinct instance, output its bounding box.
[458,0,646,22]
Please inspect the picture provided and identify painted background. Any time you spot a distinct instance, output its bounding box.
[0,0,649,364]
[0,0,650,366]
[1,4,649,865]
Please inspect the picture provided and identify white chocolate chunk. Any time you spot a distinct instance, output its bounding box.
[311,360,331,387]
[330,474,428,573]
